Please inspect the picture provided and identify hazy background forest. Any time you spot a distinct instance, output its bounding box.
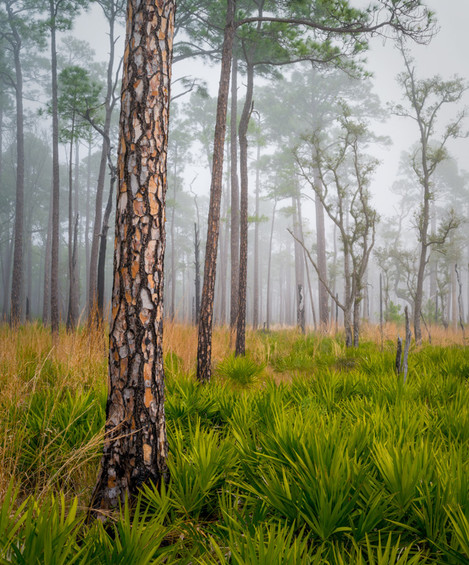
[1,0,468,337]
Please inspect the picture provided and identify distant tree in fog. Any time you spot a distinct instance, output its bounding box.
[296,109,379,347]
[393,46,467,344]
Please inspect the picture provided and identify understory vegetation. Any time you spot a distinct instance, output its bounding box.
[0,322,468,564]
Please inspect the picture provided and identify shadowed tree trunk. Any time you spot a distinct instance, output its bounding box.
[91,0,175,513]
[197,0,235,382]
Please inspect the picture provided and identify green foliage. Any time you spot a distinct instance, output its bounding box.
[2,329,469,562]
[215,354,265,387]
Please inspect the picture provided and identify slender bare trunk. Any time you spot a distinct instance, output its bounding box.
[252,138,260,329]
[197,0,235,382]
[266,200,277,331]
[235,61,253,356]
[42,189,53,324]
[9,22,25,325]
[97,166,116,318]
[229,50,239,331]
[50,3,60,335]
[89,10,118,318]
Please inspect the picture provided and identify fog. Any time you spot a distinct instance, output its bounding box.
[1,0,468,333]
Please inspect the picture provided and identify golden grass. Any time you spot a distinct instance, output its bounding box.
[0,319,466,504]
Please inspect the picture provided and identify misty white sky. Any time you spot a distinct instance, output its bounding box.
[74,1,469,217]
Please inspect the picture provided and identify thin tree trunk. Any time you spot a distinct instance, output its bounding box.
[50,3,60,335]
[315,182,328,329]
[451,262,458,329]
[67,118,77,330]
[194,222,200,324]
[89,9,118,318]
[9,21,25,325]
[85,139,92,309]
[293,195,305,333]
[26,207,32,321]
[170,144,177,320]
[91,0,174,512]
[197,0,235,382]
[42,189,53,324]
[266,200,277,331]
[96,166,116,318]
[235,61,253,357]
[1,237,13,320]
[297,195,316,329]
[219,179,229,324]
[252,137,260,330]
[229,48,239,332]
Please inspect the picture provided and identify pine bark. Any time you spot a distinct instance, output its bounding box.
[197,0,235,382]
[91,0,175,512]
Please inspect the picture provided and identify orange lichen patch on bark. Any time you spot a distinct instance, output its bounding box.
[144,240,156,273]
[133,199,145,217]
[149,193,159,215]
[107,475,116,488]
[139,310,150,326]
[131,260,139,279]
[144,387,153,408]
[143,443,152,465]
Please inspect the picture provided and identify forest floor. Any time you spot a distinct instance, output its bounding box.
[0,321,468,563]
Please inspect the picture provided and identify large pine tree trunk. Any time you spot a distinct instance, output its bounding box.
[197,0,235,382]
[235,62,254,356]
[229,50,240,332]
[91,0,175,512]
